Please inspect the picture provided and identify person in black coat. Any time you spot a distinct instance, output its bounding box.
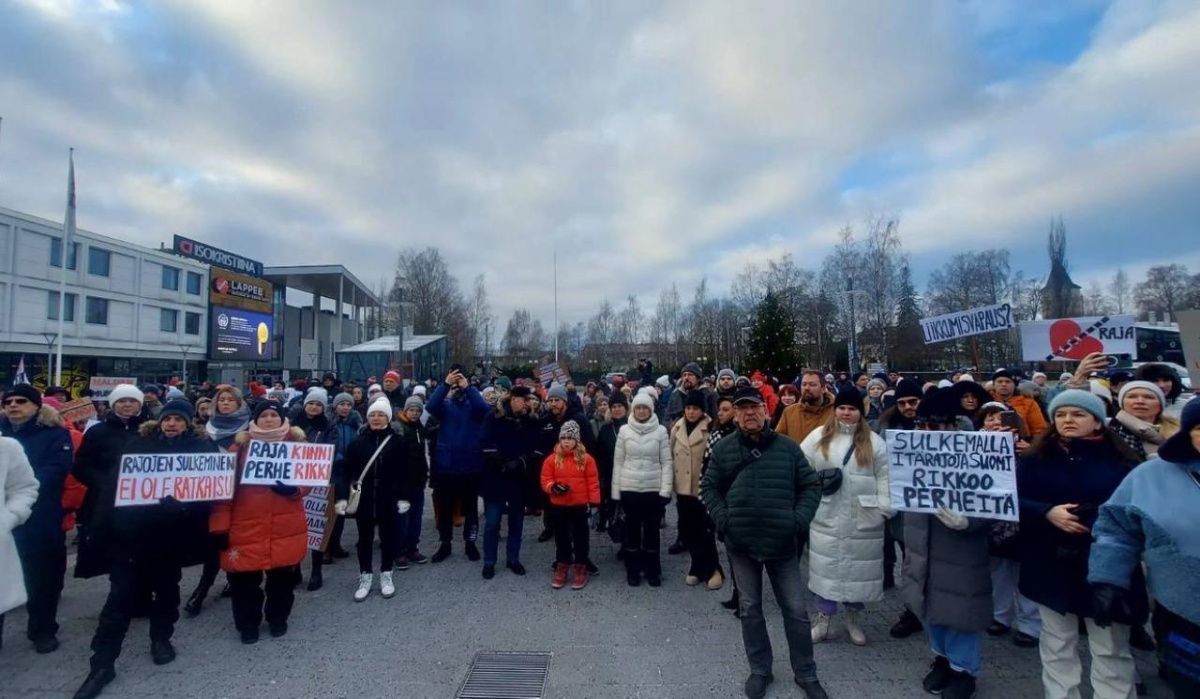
[75,399,219,699]
[536,385,597,543]
[392,397,428,567]
[1017,390,1145,699]
[480,387,545,579]
[1,385,73,654]
[595,393,629,532]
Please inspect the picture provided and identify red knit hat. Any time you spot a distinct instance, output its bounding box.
[384,370,401,383]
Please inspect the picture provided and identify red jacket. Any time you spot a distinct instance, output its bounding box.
[61,424,86,532]
[210,428,310,572]
[541,447,601,507]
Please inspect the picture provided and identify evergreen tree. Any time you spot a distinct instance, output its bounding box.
[746,292,799,378]
[890,263,925,370]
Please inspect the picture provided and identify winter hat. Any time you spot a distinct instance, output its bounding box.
[631,392,656,412]
[495,376,512,391]
[412,384,426,397]
[1090,379,1114,404]
[894,379,923,401]
[1158,399,1200,463]
[915,388,960,424]
[268,389,288,403]
[824,373,835,384]
[937,379,953,389]
[165,386,186,402]
[252,400,284,423]
[681,362,703,378]
[867,378,887,391]
[482,386,496,398]
[383,370,401,384]
[547,384,569,402]
[992,368,1014,382]
[736,375,751,387]
[751,370,765,383]
[559,420,581,442]
[404,396,424,411]
[1116,380,1166,411]
[367,396,393,417]
[980,401,1010,413]
[510,386,533,399]
[249,382,267,398]
[158,398,194,423]
[107,383,144,406]
[140,383,161,397]
[42,396,64,411]
[305,387,329,407]
[717,368,736,381]
[834,386,863,412]
[367,383,383,396]
[957,373,975,384]
[608,392,628,407]
[4,384,43,408]
[332,392,354,409]
[1033,372,1047,381]
[684,390,707,410]
[732,386,764,406]
[1060,372,1074,382]
[637,386,658,398]
[1018,380,1038,397]
[1049,389,1107,424]
[656,374,670,388]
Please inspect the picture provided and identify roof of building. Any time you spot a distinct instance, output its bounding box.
[1041,260,1082,292]
[263,265,379,306]
[336,334,446,353]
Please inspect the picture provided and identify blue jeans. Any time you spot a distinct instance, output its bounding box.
[728,551,818,681]
[928,623,982,676]
[396,485,425,556]
[483,498,524,565]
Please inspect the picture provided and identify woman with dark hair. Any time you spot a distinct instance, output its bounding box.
[1017,390,1145,699]
[772,385,799,428]
[705,395,741,613]
[1134,363,1192,420]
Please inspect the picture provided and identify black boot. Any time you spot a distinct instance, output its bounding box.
[183,589,206,617]
[625,551,641,587]
[721,590,740,611]
[890,609,923,639]
[150,639,176,666]
[73,666,116,699]
[431,542,452,563]
[668,539,686,555]
[537,527,554,543]
[465,541,481,561]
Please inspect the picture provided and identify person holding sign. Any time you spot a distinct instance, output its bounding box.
[802,387,892,647]
[1016,390,1145,699]
[75,399,218,699]
[209,401,308,645]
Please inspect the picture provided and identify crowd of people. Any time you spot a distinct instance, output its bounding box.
[1,355,1197,699]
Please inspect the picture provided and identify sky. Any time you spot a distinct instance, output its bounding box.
[1,0,1198,328]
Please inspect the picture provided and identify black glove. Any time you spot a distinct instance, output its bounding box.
[551,483,570,495]
[1090,583,1132,628]
[211,533,230,551]
[270,480,300,497]
[158,495,185,514]
[500,458,524,475]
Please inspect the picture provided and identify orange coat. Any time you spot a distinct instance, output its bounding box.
[541,448,601,507]
[776,393,835,444]
[61,424,86,532]
[209,428,310,573]
[991,392,1048,439]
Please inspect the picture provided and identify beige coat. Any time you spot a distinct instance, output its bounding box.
[670,416,711,497]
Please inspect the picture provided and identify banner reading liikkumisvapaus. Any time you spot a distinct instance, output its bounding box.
[920,303,1013,344]
[885,430,1017,522]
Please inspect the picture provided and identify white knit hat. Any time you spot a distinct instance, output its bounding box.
[1117,380,1166,410]
[367,396,393,417]
[631,392,656,412]
[108,384,144,405]
[957,373,975,384]
[305,387,329,406]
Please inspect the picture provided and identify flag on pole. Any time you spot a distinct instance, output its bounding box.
[14,356,29,385]
[65,148,76,245]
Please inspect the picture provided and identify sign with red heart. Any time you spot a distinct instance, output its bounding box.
[1019,315,1135,362]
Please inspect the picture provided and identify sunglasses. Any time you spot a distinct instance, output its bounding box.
[3,397,31,406]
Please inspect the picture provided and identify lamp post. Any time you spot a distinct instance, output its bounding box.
[179,344,195,387]
[42,333,58,385]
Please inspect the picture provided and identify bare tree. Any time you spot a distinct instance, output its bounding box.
[587,298,617,346]
[1108,269,1131,314]
[1083,280,1111,315]
[501,308,532,356]
[651,284,681,344]
[467,274,492,355]
[1135,264,1192,321]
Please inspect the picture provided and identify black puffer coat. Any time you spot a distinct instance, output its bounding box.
[72,412,145,578]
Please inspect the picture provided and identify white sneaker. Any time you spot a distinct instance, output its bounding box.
[845,609,867,646]
[354,573,373,602]
[811,612,834,643]
[380,571,395,599]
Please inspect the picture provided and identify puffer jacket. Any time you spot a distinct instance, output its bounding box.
[901,512,993,632]
[541,447,601,507]
[801,425,892,603]
[211,428,309,573]
[669,415,710,497]
[700,428,821,561]
[72,411,146,578]
[0,408,73,555]
[425,383,490,475]
[337,424,417,518]
[1,437,39,614]
[612,414,673,499]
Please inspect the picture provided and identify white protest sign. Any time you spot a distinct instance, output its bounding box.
[885,430,1018,522]
[115,452,237,507]
[1019,315,1135,362]
[304,486,331,551]
[240,440,334,487]
[1176,309,1200,377]
[89,376,137,401]
[921,303,1013,344]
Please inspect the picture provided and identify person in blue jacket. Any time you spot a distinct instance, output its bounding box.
[479,386,545,579]
[0,384,73,654]
[425,365,490,563]
[1090,399,1200,698]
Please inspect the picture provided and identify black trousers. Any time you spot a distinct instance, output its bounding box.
[19,544,66,642]
[549,505,590,564]
[434,474,479,544]
[678,495,719,579]
[227,567,294,633]
[191,548,221,598]
[620,492,665,577]
[89,556,181,670]
[356,505,398,573]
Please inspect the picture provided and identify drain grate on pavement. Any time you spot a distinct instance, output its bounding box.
[457,651,552,699]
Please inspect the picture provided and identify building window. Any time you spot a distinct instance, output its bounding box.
[185,311,201,335]
[46,291,77,322]
[85,297,109,325]
[186,271,202,295]
[88,247,111,277]
[49,238,79,270]
[160,308,178,333]
[162,265,180,291]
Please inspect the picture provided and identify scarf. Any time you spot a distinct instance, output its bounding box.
[1113,410,1167,458]
[249,417,292,442]
[207,405,250,444]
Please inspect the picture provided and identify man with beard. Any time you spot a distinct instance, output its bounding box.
[666,362,717,423]
[876,379,922,433]
[874,378,924,601]
[777,371,835,444]
[989,369,1047,438]
[715,369,738,402]
[535,385,596,545]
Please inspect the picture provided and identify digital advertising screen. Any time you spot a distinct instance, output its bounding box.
[210,305,274,361]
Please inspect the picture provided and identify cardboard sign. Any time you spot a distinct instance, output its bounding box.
[304,486,331,551]
[885,430,1018,522]
[58,398,97,424]
[89,376,137,401]
[921,303,1013,344]
[240,440,334,487]
[537,362,572,386]
[1176,309,1200,378]
[115,452,237,507]
[1020,315,1135,362]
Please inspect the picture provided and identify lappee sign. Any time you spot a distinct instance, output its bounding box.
[920,303,1013,344]
[885,429,1018,522]
[210,269,273,314]
[1019,315,1136,362]
[240,440,334,488]
[115,452,237,507]
[173,234,264,277]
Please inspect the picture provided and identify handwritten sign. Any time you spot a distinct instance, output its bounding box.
[885,430,1018,522]
[241,440,334,487]
[304,486,331,551]
[537,362,572,386]
[58,398,97,424]
[1020,315,1135,362]
[921,303,1013,344]
[115,452,237,507]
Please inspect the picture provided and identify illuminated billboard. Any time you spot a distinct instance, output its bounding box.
[210,306,274,361]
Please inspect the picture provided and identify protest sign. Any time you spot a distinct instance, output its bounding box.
[1176,309,1200,377]
[115,452,237,507]
[920,303,1013,344]
[58,398,97,424]
[240,440,334,487]
[537,362,572,386]
[1020,315,1135,362]
[304,487,331,551]
[885,430,1018,522]
[89,376,137,401]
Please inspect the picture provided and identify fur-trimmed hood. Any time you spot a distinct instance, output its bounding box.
[233,426,307,446]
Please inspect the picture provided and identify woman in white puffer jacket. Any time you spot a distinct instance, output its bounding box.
[613,392,673,588]
[801,387,892,647]
[2,436,40,628]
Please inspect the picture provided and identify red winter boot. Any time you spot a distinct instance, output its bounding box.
[551,562,569,589]
[571,563,589,590]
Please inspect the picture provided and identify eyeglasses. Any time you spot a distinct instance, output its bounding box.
[2,397,31,406]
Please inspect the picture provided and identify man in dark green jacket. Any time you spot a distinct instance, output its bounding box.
[700,387,826,699]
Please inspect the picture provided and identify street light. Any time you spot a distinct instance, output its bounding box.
[42,333,58,385]
[179,344,195,387]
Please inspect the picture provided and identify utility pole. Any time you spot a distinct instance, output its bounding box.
[553,251,559,362]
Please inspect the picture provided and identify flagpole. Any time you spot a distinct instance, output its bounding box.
[553,250,559,362]
[54,148,74,386]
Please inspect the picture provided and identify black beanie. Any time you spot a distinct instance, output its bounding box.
[894,379,922,401]
[252,400,284,423]
[916,388,961,424]
[992,368,1014,381]
[682,362,703,378]
[608,392,628,407]
[4,384,42,408]
[834,386,863,412]
[684,390,707,410]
